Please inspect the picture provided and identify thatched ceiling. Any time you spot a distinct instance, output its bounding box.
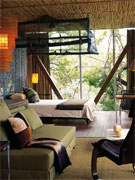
[0,0,135,30]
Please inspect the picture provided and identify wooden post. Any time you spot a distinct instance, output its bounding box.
[34,55,63,99]
[94,37,133,104]
[127,30,135,91]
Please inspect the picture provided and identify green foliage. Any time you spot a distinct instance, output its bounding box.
[83,67,102,87]
[50,55,79,98]
[50,29,127,110]
[83,67,116,110]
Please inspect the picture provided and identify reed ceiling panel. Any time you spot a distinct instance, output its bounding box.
[0,0,135,29]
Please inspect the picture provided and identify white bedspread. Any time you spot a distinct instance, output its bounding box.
[28,99,95,121]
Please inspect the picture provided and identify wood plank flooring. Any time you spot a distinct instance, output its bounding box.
[44,111,132,137]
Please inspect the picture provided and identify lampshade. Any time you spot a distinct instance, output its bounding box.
[0,34,8,49]
[32,73,38,84]
[130,59,135,71]
[0,16,18,72]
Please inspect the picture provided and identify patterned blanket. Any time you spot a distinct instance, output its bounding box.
[27,138,71,174]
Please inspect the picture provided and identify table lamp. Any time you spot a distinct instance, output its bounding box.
[32,73,38,84]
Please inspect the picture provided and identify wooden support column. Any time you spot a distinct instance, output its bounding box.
[34,56,63,99]
[94,37,133,104]
[127,30,135,91]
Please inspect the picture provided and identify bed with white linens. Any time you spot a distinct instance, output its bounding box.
[28,99,95,124]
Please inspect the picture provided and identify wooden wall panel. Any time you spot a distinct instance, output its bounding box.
[26,33,52,99]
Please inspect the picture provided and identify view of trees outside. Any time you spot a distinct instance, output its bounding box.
[49,29,127,110]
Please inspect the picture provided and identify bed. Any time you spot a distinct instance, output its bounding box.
[28,99,96,124]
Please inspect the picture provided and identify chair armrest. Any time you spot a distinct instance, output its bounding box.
[92,139,124,148]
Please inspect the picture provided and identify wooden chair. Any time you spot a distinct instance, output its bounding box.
[119,90,135,124]
[91,99,135,180]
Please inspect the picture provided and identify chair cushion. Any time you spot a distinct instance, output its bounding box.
[15,107,43,131]
[96,140,121,164]
[23,87,40,103]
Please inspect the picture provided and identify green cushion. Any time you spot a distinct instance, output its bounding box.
[10,106,25,115]
[1,146,55,171]
[0,99,11,121]
[32,125,76,147]
[17,107,43,131]
[0,100,12,141]
[23,87,40,103]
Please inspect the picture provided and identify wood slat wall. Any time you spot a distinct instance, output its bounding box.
[27,54,52,99]
[27,33,52,99]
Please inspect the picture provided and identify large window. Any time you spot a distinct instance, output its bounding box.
[49,29,127,110]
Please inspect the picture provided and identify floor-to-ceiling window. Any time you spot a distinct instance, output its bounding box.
[49,29,127,110]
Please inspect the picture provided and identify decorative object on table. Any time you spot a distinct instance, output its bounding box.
[107,128,129,140]
[113,124,123,137]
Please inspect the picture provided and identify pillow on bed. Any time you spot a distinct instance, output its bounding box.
[15,107,43,131]
[23,87,40,103]
[4,94,14,99]
[8,117,32,148]
[10,93,26,100]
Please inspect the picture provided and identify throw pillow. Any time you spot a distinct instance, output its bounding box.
[14,112,31,128]
[15,107,43,131]
[23,87,40,103]
[10,93,26,100]
[8,117,32,148]
[5,94,13,99]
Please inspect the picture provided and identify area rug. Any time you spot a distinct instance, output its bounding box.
[55,138,135,180]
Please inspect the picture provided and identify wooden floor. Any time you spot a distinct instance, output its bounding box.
[45,111,132,137]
